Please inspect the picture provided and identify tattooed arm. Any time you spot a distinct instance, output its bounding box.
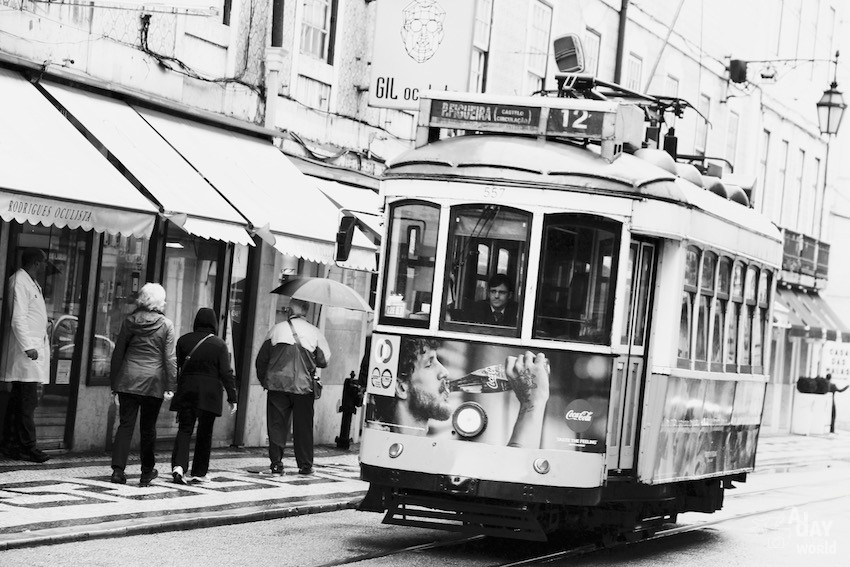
[505,351,550,448]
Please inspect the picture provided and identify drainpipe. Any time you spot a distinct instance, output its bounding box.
[265,0,286,129]
[613,0,629,84]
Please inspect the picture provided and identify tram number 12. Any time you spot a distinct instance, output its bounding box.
[547,108,603,138]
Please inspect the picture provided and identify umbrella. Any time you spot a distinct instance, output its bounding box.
[271,277,372,312]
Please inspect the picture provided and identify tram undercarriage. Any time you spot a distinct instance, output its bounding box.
[359,465,740,541]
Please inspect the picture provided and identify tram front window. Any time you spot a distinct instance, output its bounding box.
[442,205,530,335]
[533,215,619,343]
[380,201,441,325]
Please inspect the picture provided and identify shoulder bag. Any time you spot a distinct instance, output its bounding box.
[287,319,322,399]
[180,333,214,378]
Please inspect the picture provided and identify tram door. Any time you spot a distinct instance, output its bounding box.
[607,240,656,471]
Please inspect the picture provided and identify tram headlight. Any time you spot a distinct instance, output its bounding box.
[533,458,550,474]
[452,402,487,438]
[388,443,404,458]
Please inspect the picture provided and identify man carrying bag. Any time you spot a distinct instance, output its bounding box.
[255,299,330,476]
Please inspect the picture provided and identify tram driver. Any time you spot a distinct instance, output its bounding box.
[378,337,550,448]
[462,274,519,327]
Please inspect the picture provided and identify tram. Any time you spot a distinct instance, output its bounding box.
[351,85,782,541]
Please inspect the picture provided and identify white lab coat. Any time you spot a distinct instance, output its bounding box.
[1,269,49,384]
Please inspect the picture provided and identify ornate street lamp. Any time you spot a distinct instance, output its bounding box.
[817,52,845,241]
[816,80,845,135]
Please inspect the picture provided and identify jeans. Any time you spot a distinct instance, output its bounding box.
[171,407,217,477]
[111,393,163,473]
[1,382,39,451]
[267,391,314,470]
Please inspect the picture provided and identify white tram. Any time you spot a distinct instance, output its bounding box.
[355,90,782,540]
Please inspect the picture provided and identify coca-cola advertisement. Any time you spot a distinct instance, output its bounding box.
[650,376,763,482]
[364,334,612,453]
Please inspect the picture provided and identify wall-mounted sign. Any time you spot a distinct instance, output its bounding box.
[370,0,475,110]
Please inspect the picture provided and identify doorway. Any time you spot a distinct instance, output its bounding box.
[607,239,656,472]
[2,222,90,450]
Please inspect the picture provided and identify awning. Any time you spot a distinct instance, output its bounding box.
[42,82,253,246]
[136,108,375,271]
[0,68,156,237]
[775,288,850,341]
[798,292,850,342]
[312,178,383,245]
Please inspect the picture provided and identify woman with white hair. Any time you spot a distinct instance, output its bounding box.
[108,282,177,486]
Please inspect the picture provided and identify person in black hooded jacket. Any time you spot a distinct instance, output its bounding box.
[169,308,237,484]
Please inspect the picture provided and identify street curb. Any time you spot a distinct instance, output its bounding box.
[0,494,367,551]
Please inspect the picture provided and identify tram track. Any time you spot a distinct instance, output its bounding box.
[311,474,849,567]
[495,491,850,567]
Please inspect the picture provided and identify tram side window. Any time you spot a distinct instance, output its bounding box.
[712,258,732,371]
[739,266,758,370]
[726,262,744,370]
[442,205,530,335]
[754,270,771,370]
[533,214,620,344]
[380,201,441,326]
[677,246,700,366]
[695,251,717,369]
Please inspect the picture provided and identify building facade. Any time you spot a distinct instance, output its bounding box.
[1,0,847,455]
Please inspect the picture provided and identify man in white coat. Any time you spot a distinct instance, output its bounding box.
[0,248,51,463]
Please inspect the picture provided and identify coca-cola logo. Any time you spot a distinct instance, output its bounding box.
[564,399,594,433]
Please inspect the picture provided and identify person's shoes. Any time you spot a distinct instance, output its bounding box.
[110,468,127,484]
[0,445,21,459]
[270,463,284,476]
[171,466,186,485]
[139,468,159,486]
[19,448,50,463]
[298,467,313,475]
[189,474,210,484]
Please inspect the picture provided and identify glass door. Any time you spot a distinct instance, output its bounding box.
[3,222,89,449]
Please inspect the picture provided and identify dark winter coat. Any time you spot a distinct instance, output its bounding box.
[110,308,177,398]
[170,308,237,416]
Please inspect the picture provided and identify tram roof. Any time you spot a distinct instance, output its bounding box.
[387,134,676,192]
[385,134,782,261]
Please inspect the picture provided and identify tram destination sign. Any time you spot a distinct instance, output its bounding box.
[428,98,609,140]
[420,94,644,161]
[546,108,605,140]
[429,100,542,134]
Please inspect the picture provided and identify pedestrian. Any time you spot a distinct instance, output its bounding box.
[826,373,849,434]
[169,308,238,484]
[0,248,51,463]
[108,283,176,486]
[255,299,330,475]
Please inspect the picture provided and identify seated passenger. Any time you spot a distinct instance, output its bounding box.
[463,274,518,326]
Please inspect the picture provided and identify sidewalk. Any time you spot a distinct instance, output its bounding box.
[0,445,365,550]
[2,432,850,550]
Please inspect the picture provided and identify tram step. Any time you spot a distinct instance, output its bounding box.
[384,492,547,541]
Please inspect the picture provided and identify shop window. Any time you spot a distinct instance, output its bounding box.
[381,201,440,326]
[225,243,250,377]
[533,214,620,344]
[162,224,223,337]
[91,233,149,385]
[443,205,530,336]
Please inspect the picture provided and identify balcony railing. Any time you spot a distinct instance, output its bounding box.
[781,229,829,282]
